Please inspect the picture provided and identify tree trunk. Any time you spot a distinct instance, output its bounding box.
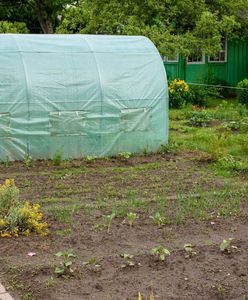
[34,0,53,33]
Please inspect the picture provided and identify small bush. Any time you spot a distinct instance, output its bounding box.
[187,85,209,107]
[237,79,248,106]
[168,79,190,108]
[0,179,48,237]
[0,179,19,215]
[0,21,29,33]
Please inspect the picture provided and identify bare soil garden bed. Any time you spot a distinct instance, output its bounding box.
[0,152,247,300]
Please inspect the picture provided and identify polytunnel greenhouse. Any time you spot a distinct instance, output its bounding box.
[0,34,168,161]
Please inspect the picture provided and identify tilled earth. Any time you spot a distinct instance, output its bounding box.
[0,152,247,300]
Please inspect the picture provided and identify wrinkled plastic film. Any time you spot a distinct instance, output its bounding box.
[0,34,168,160]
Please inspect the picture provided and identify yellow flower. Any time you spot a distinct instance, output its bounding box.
[1,232,11,238]
[5,179,14,187]
[0,219,6,228]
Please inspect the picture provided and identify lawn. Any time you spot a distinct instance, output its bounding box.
[0,99,248,300]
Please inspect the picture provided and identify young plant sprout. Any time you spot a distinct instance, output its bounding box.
[54,249,76,277]
[183,243,197,258]
[120,253,135,268]
[220,238,234,253]
[105,212,116,233]
[126,212,138,227]
[150,212,169,227]
[151,246,170,261]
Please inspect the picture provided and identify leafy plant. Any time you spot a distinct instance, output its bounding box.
[219,155,247,172]
[150,212,169,227]
[188,110,213,127]
[187,84,209,107]
[126,212,138,227]
[52,150,62,166]
[184,243,197,258]
[151,246,170,261]
[237,79,248,106]
[24,153,32,168]
[120,253,136,268]
[85,155,96,161]
[118,152,132,159]
[82,257,102,272]
[54,249,76,277]
[159,140,178,154]
[220,238,233,253]
[222,119,248,133]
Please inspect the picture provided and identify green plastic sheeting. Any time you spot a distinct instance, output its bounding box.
[0,34,168,161]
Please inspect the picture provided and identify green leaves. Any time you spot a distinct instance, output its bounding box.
[120,253,136,268]
[54,249,76,277]
[150,212,169,227]
[0,21,29,33]
[184,243,197,258]
[220,238,233,252]
[56,0,248,56]
[151,246,170,261]
[126,212,138,227]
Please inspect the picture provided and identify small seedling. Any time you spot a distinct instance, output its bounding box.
[120,253,136,268]
[138,291,154,300]
[126,212,138,227]
[4,156,9,167]
[85,155,96,161]
[54,249,76,277]
[105,212,115,233]
[183,243,197,258]
[214,284,226,299]
[220,238,233,253]
[82,257,102,272]
[118,152,132,159]
[24,153,32,168]
[53,150,62,166]
[44,276,56,288]
[150,212,169,227]
[151,246,170,261]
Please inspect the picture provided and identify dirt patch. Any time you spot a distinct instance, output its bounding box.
[0,152,247,300]
[1,217,248,300]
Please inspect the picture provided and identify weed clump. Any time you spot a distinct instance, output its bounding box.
[0,179,48,237]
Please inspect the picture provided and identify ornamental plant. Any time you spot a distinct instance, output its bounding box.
[168,79,190,108]
[0,179,48,237]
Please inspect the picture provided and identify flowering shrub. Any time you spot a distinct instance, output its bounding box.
[168,79,189,108]
[0,179,48,237]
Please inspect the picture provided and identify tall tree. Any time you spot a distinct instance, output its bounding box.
[57,0,248,55]
[0,0,76,33]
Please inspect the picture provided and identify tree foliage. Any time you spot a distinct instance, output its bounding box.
[0,0,75,33]
[1,0,248,55]
[0,20,29,33]
[56,0,248,55]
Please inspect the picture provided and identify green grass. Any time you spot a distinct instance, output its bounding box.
[3,98,247,232]
[169,100,248,172]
